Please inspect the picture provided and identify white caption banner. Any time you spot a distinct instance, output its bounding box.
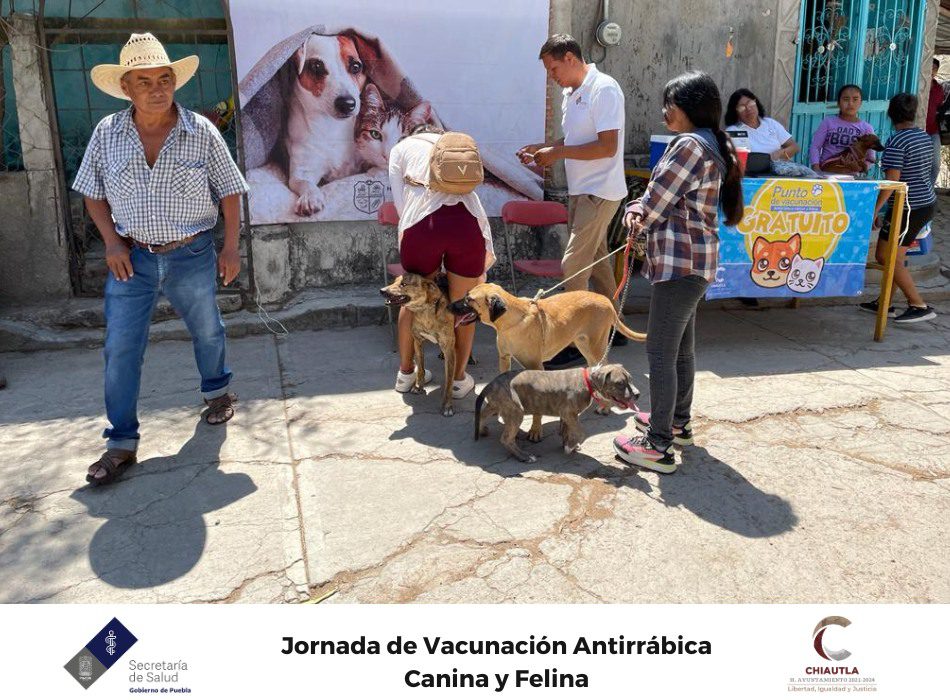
[2,604,943,698]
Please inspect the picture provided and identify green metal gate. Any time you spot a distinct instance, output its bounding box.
[38,0,238,295]
[791,0,928,168]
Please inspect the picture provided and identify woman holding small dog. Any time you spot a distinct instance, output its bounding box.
[808,84,879,175]
[613,71,744,474]
[388,124,495,398]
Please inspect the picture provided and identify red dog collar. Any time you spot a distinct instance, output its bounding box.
[583,368,609,409]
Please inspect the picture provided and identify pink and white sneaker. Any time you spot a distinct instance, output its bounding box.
[613,434,676,474]
[632,412,694,446]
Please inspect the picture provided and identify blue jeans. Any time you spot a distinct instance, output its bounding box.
[645,274,709,450]
[103,231,231,450]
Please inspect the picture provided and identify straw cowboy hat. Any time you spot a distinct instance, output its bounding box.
[91,33,199,101]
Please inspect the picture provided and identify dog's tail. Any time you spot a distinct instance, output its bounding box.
[474,387,486,441]
[612,308,647,342]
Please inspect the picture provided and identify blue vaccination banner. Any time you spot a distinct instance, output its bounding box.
[707,178,878,299]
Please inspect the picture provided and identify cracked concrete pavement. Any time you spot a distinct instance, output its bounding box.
[1,303,948,603]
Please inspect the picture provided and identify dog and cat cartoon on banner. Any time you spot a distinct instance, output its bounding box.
[708,179,879,300]
[229,0,548,225]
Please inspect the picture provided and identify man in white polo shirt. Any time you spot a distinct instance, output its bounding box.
[518,34,627,366]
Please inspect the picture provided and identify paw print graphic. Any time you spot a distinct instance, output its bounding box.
[811,184,823,196]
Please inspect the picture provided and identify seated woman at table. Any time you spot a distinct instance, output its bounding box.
[725,88,816,177]
[808,84,878,175]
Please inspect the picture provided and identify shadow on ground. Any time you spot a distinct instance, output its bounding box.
[390,398,797,540]
[70,419,257,589]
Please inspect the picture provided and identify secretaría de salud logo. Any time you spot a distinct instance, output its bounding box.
[64,617,138,689]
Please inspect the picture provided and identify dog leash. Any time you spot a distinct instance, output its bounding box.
[595,246,637,368]
[529,242,629,304]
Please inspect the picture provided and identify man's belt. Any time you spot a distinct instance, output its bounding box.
[129,233,201,254]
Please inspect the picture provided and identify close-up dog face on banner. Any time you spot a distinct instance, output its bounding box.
[235,3,546,223]
[293,34,366,119]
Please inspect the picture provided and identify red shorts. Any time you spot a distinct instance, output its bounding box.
[399,203,486,278]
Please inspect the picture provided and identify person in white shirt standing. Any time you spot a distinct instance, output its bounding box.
[518,34,627,368]
[388,125,496,398]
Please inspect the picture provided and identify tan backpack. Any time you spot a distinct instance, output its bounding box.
[407,132,484,194]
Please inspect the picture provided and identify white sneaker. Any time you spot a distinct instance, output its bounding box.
[452,372,475,399]
[395,368,432,393]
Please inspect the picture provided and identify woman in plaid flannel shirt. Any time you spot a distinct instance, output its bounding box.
[614,72,744,474]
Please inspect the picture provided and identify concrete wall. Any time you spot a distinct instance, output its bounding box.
[0,13,71,304]
[248,219,566,305]
[248,0,786,299]
[570,0,783,153]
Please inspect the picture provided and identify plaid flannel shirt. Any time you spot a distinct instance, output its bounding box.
[627,136,721,283]
[72,104,249,245]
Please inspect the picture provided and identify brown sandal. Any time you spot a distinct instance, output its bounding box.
[86,449,137,486]
[204,392,237,425]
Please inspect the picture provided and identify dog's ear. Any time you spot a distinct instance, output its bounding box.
[293,40,311,75]
[424,278,442,303]
[362,83,383,112]
[488,295,507,322]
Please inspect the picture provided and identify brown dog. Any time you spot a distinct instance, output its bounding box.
[380,274,457,417]
[475,364,639,463]
[450,283,646,439]
[819,134,885,175]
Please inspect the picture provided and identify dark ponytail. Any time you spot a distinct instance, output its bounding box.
[712,127,744,226]
[663,71,744,226]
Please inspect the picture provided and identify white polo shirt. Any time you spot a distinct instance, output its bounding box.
[726,117,792,154]
[561,64,626,201]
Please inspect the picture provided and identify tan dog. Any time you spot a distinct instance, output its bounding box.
[450,284,646,439]
[380,274,457,416]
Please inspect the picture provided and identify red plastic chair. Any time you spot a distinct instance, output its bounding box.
[501,200,568,292]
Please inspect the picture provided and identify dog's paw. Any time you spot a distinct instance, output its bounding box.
[410,384,425,395]
[295,188,326,217]
[519,453,538,464]
[527,428,543,443]
[442,405,455,417]
[563,443,579,454]
[595,405,611,416]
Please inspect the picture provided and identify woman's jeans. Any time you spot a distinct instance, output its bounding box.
[103,232,231,451]
[645,274,709,450]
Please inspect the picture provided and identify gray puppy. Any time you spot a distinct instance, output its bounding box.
[474,363,639,463]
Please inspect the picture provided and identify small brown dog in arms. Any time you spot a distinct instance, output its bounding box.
[819,134,885,175]
[380,273,458,416]
[475,364,640,463]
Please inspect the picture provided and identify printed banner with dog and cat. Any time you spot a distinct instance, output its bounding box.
[707,178,879,299]
[229,0,548,225]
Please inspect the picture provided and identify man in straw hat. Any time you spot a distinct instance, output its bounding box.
[73,33,249,487]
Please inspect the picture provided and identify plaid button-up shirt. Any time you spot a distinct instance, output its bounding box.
[72,104,249,245]
[627,136,721,284]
